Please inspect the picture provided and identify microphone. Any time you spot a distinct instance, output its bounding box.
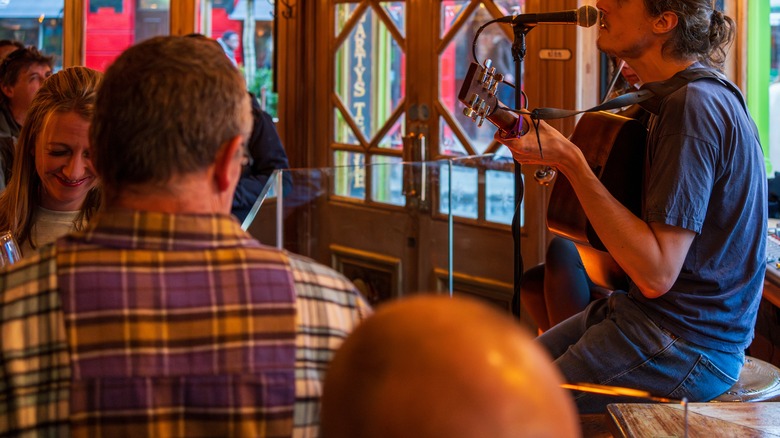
[495,5,600,28]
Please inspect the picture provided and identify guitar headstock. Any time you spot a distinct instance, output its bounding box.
[458,60,520,136]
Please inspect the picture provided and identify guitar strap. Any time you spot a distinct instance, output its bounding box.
[529,67,744,121]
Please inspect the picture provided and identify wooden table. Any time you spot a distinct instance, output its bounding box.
[764,279,780,309]
[580,414,613,438]
[607,402,780,437]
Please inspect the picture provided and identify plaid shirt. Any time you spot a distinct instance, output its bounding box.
[0,209,370,437]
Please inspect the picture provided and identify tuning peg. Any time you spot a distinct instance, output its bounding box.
[483,76,494,91]
[479,60,495,85]
[489,80,500,96]
[477,104,490,127]
[487,77,501,94]
[463,107,478,119]
[492,74,504,92]
[467,93,480,107]
[475,100,487,125]
[480,69,490,85]
[463,94,482,120]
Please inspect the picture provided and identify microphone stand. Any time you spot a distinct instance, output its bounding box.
[510,22,534,317]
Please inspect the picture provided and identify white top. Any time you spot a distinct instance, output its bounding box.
[21,206,80,257]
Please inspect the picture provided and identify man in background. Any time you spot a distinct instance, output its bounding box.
[0,46,53,138]
[0,39,23,63]
[0,39,24,188]
[191,32,292,222]
[0,46,53,187]
[0,35,369,436]
[232,92,293,222]
[218,30,240,66]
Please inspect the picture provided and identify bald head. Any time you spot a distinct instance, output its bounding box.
[321,295,580,438]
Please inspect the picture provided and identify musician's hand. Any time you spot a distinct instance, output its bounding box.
[493,115,575,169]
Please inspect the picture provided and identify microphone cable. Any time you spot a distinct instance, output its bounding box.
[469,18,528,114]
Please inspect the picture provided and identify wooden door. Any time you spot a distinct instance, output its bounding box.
[272,0,597,320]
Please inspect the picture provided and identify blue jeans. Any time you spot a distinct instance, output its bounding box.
[538,291,743,414]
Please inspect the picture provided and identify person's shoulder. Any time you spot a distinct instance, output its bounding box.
[686,77,755,134]
[285,251,371,311]
[242,245,351,291]
[0,110,15,135]
[0,243,59,306]
[248,94,276,125]
[660,73,741,121]
[684,75,739,98]
[286,251,354,291]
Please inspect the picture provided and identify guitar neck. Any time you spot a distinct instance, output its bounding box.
[487,105,519,136]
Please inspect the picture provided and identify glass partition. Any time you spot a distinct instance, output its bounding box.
[241,155,514,305]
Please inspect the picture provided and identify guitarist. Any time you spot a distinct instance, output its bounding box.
[497,0,766,414]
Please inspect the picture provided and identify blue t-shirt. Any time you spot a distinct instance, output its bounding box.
[628,64,767,353]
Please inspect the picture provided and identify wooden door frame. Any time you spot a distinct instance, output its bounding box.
[274,0,319,170]
[277,0,594,269]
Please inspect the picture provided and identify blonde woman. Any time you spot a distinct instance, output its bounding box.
[0,66,102,256]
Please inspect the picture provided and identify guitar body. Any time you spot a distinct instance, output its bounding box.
[546,111,646,289]
[547,111,647,251]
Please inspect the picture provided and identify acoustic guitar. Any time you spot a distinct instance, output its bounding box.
[457,61,647,288]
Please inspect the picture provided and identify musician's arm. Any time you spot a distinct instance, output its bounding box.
[497,122,694,299]
[559,153,695,298]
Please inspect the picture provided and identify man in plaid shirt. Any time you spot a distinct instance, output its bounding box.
[0,36,370,437]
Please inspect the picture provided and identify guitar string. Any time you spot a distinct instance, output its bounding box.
[531,116,545,160]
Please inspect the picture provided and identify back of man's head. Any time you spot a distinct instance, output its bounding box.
[222,31,237,41]
[90,36,251,197]
[320,295,580,438]
[0,39,23,63]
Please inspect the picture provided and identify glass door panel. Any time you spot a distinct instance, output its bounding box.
[319,0,531,312]
[200,0,277,115]
[437,1,523,226]
[0,1,64,69]
[380,2,405,36]
[770,0,780,174]
[85,0,170,71]
[334,5,405,146]
[333,0,406,208]
[439,3,516,156]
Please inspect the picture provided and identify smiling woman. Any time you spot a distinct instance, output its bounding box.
[0,66,102,257]
[35,111,96,211]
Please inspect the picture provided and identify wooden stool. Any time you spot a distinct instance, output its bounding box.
[711,356,780,402]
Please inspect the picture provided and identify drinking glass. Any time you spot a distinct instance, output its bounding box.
[0,231,21,268]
